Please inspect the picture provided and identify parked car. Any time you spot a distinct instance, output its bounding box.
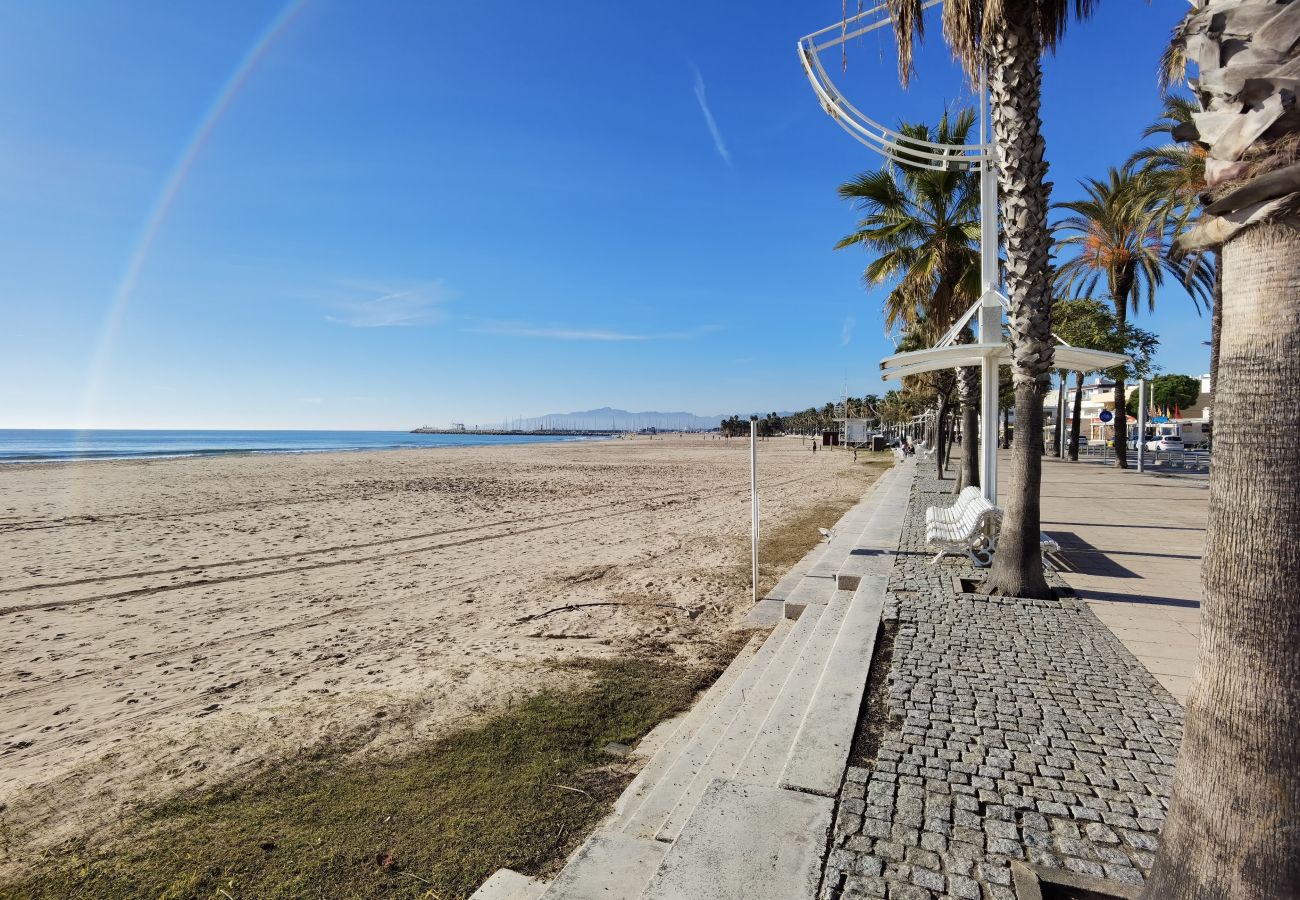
[1146,435,1184,452]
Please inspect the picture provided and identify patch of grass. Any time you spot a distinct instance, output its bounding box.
[1,648,744,900]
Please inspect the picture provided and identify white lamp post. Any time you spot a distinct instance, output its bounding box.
[749,415,760,603]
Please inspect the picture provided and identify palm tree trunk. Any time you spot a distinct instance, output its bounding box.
[1110,280,1131,469]
[1068,370,1084,462]
[978,18,1054,600]
[935,395,949,478]
[1141,221,1300,898]
[958,362,980,492]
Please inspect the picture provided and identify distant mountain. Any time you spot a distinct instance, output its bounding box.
[495,407,727,432]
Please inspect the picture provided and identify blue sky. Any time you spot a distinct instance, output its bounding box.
[0,1,1208,430]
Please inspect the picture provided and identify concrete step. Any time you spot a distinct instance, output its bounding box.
[639,780,833,900]
[539,832,665,900]
[653,605,826,842]
[781,573,837,619]
[614,618,795,835]
[780,574,889,797]
[470,868,547,900]
[738,597,785,628]
[733,588,855,786]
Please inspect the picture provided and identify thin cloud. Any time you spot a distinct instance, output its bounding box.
[326,280,451,328]
[692,65,732,166]
[470,319,720,342]
[841,315,855,346]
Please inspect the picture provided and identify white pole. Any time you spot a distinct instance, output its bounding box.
[750,415,759,604]
[1057,372,1068,458]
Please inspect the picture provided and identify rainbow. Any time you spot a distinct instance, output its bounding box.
[77,0,310,429]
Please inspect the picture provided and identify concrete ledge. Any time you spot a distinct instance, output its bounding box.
[739,598,785,628]
[779,575,887,797]
[642,780,832,900]
[470,868,546,900]
[540,832,665,899]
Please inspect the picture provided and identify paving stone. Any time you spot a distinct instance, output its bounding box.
[983,820,1018,841]
[844,874,888,897]
[848,855,884,878]
[1085,822,1121,845]
[946,873,980,900]
[911,867,944,892]
[1104,864,1145,885]
[1122,830,1160,851]
[887,885,930,900]
[919,831,947,853]
[905,847,940,870]
[1065,857,1107,878]
[876,841,906,862]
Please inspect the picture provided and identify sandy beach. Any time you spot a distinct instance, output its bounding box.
[0,434,874,871]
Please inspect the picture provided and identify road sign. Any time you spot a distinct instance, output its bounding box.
[1098,410,1114,423]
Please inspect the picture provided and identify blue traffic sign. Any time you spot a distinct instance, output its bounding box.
[1098,409,1114,423]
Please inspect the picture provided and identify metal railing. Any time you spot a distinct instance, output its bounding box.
[1072,445,1210,471]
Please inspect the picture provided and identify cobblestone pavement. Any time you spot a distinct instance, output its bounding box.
[821,474,1184,900]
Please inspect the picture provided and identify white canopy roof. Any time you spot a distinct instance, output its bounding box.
[880,343,1128,382]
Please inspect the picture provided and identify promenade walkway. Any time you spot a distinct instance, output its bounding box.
[822,471,1182,898]
[1024,454,1207,702]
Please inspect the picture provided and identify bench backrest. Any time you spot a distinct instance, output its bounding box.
[955,493,999,536]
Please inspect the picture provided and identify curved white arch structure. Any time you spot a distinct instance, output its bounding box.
[797,1,989,172]
[798,2,1125,498]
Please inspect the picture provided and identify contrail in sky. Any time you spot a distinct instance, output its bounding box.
[692,65,732,166]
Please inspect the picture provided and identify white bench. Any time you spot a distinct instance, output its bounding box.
[1040,532,1063,571]
[926,491,1001,566]
[926,488,1063,570]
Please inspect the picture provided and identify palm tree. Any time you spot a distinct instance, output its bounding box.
[1138,3,1300,897]
[1054,164,1211,467]
[1051,298,1158,460]
[884,0,1101,599]
[1131,95,1222,401]
[835,109,981,484]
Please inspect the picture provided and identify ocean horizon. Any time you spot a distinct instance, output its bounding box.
[0,429,609,463]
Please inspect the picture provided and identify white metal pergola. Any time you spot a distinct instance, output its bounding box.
[798,1,1127,500]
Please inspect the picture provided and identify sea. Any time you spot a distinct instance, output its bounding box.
[0,430,608,463]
